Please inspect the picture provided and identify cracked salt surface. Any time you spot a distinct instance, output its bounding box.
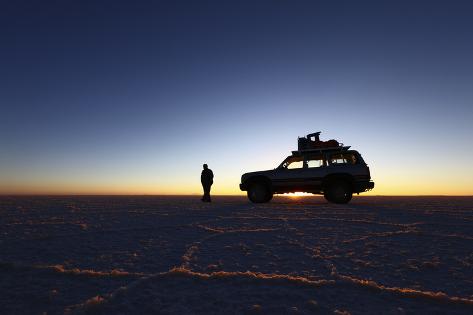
[0,196,472,314]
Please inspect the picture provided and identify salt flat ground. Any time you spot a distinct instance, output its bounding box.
[0,196,472,315]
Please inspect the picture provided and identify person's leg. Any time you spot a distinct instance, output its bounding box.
[202,184,207,201]
[202,185,207,201]
[204,184,211,202]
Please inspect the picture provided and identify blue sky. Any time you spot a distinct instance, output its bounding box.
[1,1,473,194]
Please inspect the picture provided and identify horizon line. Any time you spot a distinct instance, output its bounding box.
[1,194,472,197]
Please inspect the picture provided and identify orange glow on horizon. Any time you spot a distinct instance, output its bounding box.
[1,173,473,196]
[1,183,473,196]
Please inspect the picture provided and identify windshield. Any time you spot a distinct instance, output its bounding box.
[279,156,304,169]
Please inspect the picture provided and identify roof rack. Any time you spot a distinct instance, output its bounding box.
[291,146,351,155]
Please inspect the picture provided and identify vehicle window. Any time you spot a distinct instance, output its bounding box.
[305,154,325,168]
[307,159,324,168]
[329,153,357,165]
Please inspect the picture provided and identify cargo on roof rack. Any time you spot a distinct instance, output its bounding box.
[297,131,344,151]
[291,146,351,155]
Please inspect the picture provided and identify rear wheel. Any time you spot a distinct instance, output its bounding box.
[324,180,352,204]
[247,182,272,203]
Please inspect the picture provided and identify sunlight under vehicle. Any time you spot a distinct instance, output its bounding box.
[239,145,374,204]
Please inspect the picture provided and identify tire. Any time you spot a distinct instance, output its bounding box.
[323,191,334,203]
[324,180,352,204]
[247,182,272,203]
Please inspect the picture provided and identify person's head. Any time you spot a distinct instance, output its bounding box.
[203,164,208,169]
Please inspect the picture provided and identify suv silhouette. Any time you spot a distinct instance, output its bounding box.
[239,146,374,204]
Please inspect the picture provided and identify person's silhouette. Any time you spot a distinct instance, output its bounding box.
[201,164,214,202]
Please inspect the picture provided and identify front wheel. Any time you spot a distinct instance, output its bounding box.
[247,183,272,203]
[324,180,352,204]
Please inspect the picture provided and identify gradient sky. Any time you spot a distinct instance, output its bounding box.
[1,0,473,195]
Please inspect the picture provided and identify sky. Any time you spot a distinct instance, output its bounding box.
[1,0,473,195]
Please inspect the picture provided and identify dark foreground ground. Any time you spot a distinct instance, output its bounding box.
[0,196,472,314]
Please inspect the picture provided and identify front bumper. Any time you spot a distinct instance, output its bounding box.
[354,181,375,192]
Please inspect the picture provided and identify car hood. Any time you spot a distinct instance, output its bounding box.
[241,169,275,182]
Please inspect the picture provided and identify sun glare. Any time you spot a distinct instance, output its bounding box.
[286,192,313,197]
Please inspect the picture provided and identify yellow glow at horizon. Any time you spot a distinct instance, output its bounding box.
[1,168,473,195]
[1,180,473,195]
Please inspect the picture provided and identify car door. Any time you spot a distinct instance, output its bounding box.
[326,151,358,175]
[298,153,329,191]
[272,156,308,191]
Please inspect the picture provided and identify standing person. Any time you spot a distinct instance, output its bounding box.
[201,164,214,202]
